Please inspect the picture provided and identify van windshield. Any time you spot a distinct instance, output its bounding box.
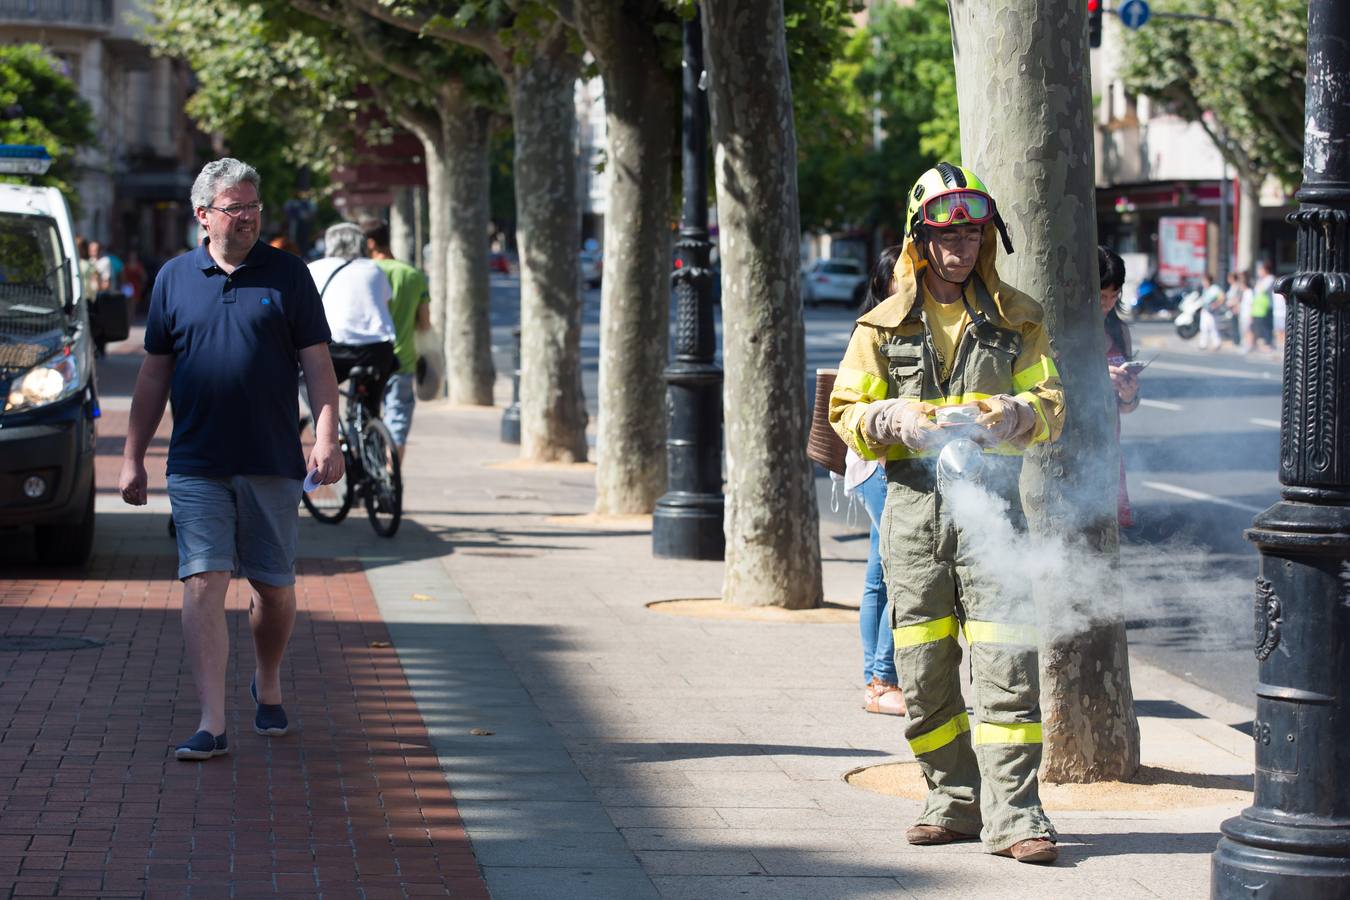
[0,213,70,376]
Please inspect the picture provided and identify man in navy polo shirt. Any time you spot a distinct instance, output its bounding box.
[119,158,344,761]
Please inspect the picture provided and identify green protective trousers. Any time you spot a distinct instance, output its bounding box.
[881,459,1055,851]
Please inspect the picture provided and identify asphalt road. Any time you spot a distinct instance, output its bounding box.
[490,278,1273,711]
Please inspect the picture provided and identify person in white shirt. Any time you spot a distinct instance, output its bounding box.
[1196,272,1226,351]
[308,222,397,411]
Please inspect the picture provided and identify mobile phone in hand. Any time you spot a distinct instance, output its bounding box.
[1120,359,1148,374]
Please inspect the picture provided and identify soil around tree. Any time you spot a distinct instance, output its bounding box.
[646,597,857,624]
[845,761,1252,811]
[544,514,653,531]
[486,459,597,472]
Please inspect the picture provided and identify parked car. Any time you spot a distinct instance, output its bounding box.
[0,145,127,566]
[579,250,602,288]
[801,258,867,306]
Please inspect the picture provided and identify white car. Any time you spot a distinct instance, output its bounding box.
[802,258,867,306]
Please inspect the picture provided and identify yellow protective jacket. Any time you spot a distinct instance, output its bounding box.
[829,225,1064,462]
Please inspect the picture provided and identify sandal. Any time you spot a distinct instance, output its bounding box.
[864,680,907,716]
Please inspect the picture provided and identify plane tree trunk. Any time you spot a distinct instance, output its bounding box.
[568,0,676,512]
[951,0,1140,782]
[702,0,822,609]
[510,37,588,460]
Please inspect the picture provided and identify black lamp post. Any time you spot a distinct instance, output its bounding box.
[652,9,724,561]
[1212,2,1350,896]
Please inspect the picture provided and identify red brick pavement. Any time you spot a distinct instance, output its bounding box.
[0,554,489,898]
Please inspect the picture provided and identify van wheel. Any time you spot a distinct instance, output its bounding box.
[34,485,95,567]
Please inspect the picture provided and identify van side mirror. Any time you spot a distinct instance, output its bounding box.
[88,291,130,344]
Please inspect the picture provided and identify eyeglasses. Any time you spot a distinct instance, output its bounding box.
[206,202,264,218]
[921,190,993,227]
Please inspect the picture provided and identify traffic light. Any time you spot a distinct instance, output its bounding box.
[1088,0,1103,48]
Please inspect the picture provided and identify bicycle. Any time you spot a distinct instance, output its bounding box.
[299,365,403,537]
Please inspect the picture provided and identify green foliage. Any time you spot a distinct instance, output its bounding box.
[145,0,364,183]
[855,0,961,229]
[0,45,96,213]
[1119,0,1305,188]
[146,0,507,221]
[788,0,871,233]
[790,0,961,234]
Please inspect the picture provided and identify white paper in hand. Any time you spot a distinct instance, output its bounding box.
[303,469,323,493]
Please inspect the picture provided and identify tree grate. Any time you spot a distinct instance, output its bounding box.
[0,635,103,651]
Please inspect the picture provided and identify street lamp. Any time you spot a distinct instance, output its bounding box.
[1211,2,1350,896]
[652,9,724,561]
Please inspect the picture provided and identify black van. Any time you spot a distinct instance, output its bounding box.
[0,146,127,566]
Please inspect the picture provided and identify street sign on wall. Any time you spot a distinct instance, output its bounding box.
[1158,216,1208,287]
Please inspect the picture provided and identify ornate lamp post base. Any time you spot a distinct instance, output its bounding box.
[652,494,725,560]
[1212,504,1350,898]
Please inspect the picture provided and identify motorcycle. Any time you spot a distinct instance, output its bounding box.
[1174,289,1238,343]
[1173,289,1204,339]
[1125,278,1183,321]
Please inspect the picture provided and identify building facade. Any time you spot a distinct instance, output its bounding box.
[1,0,203,261]
[1092,14,1296,284]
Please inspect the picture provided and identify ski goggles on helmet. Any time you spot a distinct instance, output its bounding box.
[920,190,995,227]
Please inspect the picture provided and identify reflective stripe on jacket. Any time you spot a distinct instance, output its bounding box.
[828,226,1064,461]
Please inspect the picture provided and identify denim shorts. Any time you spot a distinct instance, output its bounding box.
[382,372,417,447]
[167,474,304,586]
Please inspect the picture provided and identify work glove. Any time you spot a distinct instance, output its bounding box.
[972,394,1039,447]
[863,399,942,451]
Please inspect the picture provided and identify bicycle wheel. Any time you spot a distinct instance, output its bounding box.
[299,415,354,524]
[362,418,403,537]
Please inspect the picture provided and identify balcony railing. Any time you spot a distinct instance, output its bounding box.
[0,0,113,25]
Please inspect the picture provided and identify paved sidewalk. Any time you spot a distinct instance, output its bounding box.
[354,400,1253,900]
[0,341,1257,899]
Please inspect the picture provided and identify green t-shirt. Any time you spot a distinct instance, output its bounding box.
[375,258,430,374]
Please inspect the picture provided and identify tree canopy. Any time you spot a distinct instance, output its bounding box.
[792,0,961,235]
[1119,0,1306,189]
[0,45,96,212]
[145,0,362,211]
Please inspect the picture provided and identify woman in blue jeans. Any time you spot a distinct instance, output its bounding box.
[849,246,905,716]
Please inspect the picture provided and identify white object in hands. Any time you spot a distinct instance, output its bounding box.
[303,468,323,493]
[936,437,986,494]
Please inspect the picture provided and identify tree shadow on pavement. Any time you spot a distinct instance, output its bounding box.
[598,742,890,763]
[1059,831,1223,858]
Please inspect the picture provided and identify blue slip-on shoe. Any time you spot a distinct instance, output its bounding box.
[174,730,228,761]
[251,678,290,736]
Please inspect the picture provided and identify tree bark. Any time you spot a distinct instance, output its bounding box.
[390,186,417,264]
[412,185,426,271]
[441,88,496,406]
[1236,172,1262,275]
[510,37,588,461]
[950,0,1140,782]
[570,2,676,512]
[703,0,822,609]
[401,114,450,348]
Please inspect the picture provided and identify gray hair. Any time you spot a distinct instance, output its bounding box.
[324,222,365,260]
[190,157,261,210]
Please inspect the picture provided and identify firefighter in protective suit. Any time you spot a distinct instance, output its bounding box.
[829,163,1065,864]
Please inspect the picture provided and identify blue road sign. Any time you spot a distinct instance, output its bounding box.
[1119,0,1151,29]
